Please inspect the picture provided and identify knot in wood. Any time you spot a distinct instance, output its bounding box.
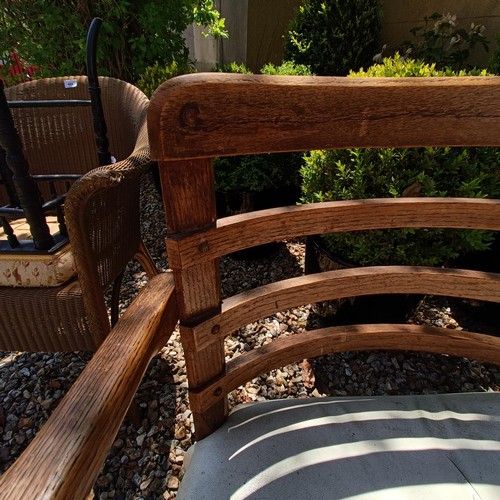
[180,103,200,128]
[197,240,209,253]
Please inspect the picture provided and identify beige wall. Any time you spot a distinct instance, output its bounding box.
[218,0,302,71]
[381,0,500,67]
[246,0,302,72]
[220,0,249,67]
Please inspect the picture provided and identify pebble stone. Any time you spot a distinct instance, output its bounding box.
[1,171,499,499]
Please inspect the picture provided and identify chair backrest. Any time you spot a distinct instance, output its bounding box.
[1,76,149,250]
[4,76,146,176]
[148,73,500,439]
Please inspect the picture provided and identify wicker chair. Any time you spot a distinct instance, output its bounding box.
[2,74,500,498]
[0,76,157,351]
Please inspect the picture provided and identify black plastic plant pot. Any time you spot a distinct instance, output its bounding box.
[216,187,300,260]
[305,235,421,325]
[449,234,500,330]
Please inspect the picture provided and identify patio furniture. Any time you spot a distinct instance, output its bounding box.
[1,74,500,497]
[0,17,157,351]
[0,76,157,351]
[0,74,157,351]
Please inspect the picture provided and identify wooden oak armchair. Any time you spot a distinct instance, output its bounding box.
[2,74,500,498]
[0,76,157,351]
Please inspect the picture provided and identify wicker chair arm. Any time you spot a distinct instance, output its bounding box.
[0,272,178,499]
[64,119,151,339]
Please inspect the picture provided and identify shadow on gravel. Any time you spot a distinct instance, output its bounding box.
[304,298,500,399]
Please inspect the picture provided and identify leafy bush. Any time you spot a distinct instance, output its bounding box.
[215,152,303,192]
[137,61,195,98]
[489,32,500,74]
[214,62,313,193]
[284,0,381,76]
[0,0,226,83]
[394,12,489,71]
[212,62,252,74]
[260,61,312,76]
[301,57,500,266]
[352,52,488,78]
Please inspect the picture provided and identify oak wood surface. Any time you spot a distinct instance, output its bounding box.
[166,198,500,268]
[148,74,500,160]
[190,266,500,351]
[0,272,178,499]
[159,158,227,437]
[147,74,500,436]
[190,324,500,413]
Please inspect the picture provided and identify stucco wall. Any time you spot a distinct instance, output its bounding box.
[246,0,302,72]
[380,0,500,68]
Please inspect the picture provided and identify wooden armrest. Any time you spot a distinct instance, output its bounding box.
[0,272,178,499]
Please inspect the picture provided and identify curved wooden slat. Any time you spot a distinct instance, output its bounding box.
[166,198,500,269]
[189,324,500,413]
[0,273,178,499]
[187,266,500,351]
[148,74,500,161]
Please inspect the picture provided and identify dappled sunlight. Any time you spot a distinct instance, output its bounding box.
[230,438,500,500]
[228,403,500,460]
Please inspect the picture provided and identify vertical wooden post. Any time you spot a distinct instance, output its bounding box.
[159,157,227,438]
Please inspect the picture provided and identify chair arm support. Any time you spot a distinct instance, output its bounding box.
[63,120,152,341]
[0,272,178,499]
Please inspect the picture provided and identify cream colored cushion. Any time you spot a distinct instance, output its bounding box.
[179,392,500,499]
[0,218,76,287]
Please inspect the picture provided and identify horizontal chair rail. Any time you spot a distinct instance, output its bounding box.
[190,324,500,413]
[7,99,92,108]
[186,266,500,351]
[167,198,500,269]
[149,74,500,160]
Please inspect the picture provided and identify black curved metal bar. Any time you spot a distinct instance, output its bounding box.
[8,100,91,108]
[86,17,111,166]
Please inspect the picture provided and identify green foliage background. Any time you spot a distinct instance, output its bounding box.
[0,0,226,83]
[395,12,489,72]
[284,0,381,76]
[300,57,500,266]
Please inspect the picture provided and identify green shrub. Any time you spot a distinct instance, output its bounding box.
[214,61,313,193]
[394,12,489,71]
[300,57,500,266]
[260,61,312,76]
[215,152,303,192]
[284,0,381,76]
[137,61,195,98]
[351,52,489,78]
[0,0,226,83]
[212,62,252,74]
[489,32,500,74]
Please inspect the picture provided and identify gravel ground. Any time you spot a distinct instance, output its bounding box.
[1,171,500,499]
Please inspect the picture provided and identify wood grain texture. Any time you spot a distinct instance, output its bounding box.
[190,324,500,413]
[191,266,500,351]
[159,157,227,436]
[148,74,500,160]
[0,272,178,499]
[166,198,500,268]
[159,158,216,235]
